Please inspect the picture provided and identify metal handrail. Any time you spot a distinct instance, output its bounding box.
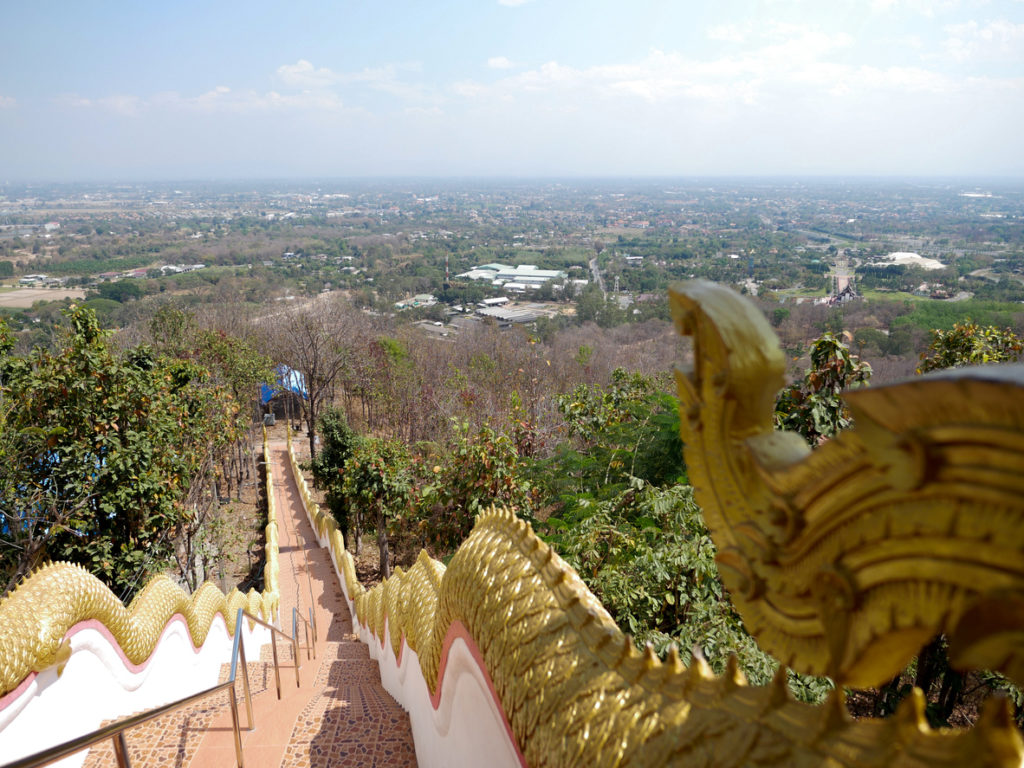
[2,607,255,768]
[244,607,305,696]
[1,603,319,768]
[6,430,326,768]
[293,606,316,665]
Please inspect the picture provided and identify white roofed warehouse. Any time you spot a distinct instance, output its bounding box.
[457,263,566,287]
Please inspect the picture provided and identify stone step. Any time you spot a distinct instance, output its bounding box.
[83,440,417,768]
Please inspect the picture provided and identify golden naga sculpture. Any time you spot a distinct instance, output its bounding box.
[0,429,281,700]
[0,566,272,697]
[308,281,1024,767]
[334,510,1023,767]
[669,279,1024,691]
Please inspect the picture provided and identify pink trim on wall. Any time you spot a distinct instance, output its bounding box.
[0,673,38,715]
[0,612,226,714]
[432,620,529,768]
[64,615,209,674]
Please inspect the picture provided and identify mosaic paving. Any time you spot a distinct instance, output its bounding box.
[82,661,271,768]
[80,442,415,768]
[279,569,416,757]
[274,648,418,768]
[82,440,416,768]
[280,677,418,768]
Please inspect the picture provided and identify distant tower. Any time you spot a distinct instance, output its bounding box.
[444,254,451,291]
[833,255,854,296]
[613,275,620,294]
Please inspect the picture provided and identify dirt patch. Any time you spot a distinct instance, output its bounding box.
[0,287,87,308]
[844,670,1007,729]
[218,469,267,591]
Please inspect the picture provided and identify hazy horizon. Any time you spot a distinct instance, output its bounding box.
[5,174,1024,188]
[3,1,1022,182]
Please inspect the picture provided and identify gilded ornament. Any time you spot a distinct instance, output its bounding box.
[0,430,281,699]
[669,280,1024,690]
[284,286,1024,765]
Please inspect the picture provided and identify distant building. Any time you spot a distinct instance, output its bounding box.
[457,263,567,287]
[160,264,206,275]
[395,293,437,310]
[476,305,544,324]
[479,296,510,307]
[832,256,855,295]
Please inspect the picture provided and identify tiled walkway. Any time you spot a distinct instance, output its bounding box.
[82,659,274,768]
[84,440,416,768]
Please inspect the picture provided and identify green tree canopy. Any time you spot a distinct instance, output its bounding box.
[774,334,872,445]
[340,438,414,579]
[0,306,238,597]
[917,321,1024,374]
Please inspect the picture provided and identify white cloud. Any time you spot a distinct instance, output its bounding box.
[60,85,346,115]
[870,0,960,15]
[54,94,92,108]
[0,95,16,108]
[277,59,339,90]
[487,56,515,69]
[707,24,748,44]
[53,59,435,118]
[452,80,486,98]
[153,86,346,113]
[97,94,142,116]
[404,105,443,117]
[342,63,428,101]
[944,20,1024,62]
[454,22,1015,114]
[58,93,140,115]
[276,59,428,102]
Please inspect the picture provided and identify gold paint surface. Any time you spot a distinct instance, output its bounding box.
[287,427,1023,766]
[0,428,281,698]
[669,280,1024,692]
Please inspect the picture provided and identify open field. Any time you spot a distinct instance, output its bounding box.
[859,289,926,302]
[0,287,86,308]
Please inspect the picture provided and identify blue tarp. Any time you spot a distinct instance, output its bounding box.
[260,364,308,405]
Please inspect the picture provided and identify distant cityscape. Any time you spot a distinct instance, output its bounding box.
[0,178,1021,381]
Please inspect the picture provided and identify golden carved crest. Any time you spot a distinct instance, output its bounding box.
[669,279,1024,692]
[0,430,280,700]
[298,456,1023,765]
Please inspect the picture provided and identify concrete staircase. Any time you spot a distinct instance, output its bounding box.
[83,442,417,768]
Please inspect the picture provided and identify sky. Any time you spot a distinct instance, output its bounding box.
[1,0,1022,180]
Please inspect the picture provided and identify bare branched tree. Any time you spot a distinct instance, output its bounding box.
[263,296,357,459]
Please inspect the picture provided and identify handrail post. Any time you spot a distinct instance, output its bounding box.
[112,732,132,768]
[309,605,317,657]
[292,608,302,688]
[226,607,247,768]
[270,630,282,699]
[228,688,245,768]
[304,619,311,661]
[237,618,254,731]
